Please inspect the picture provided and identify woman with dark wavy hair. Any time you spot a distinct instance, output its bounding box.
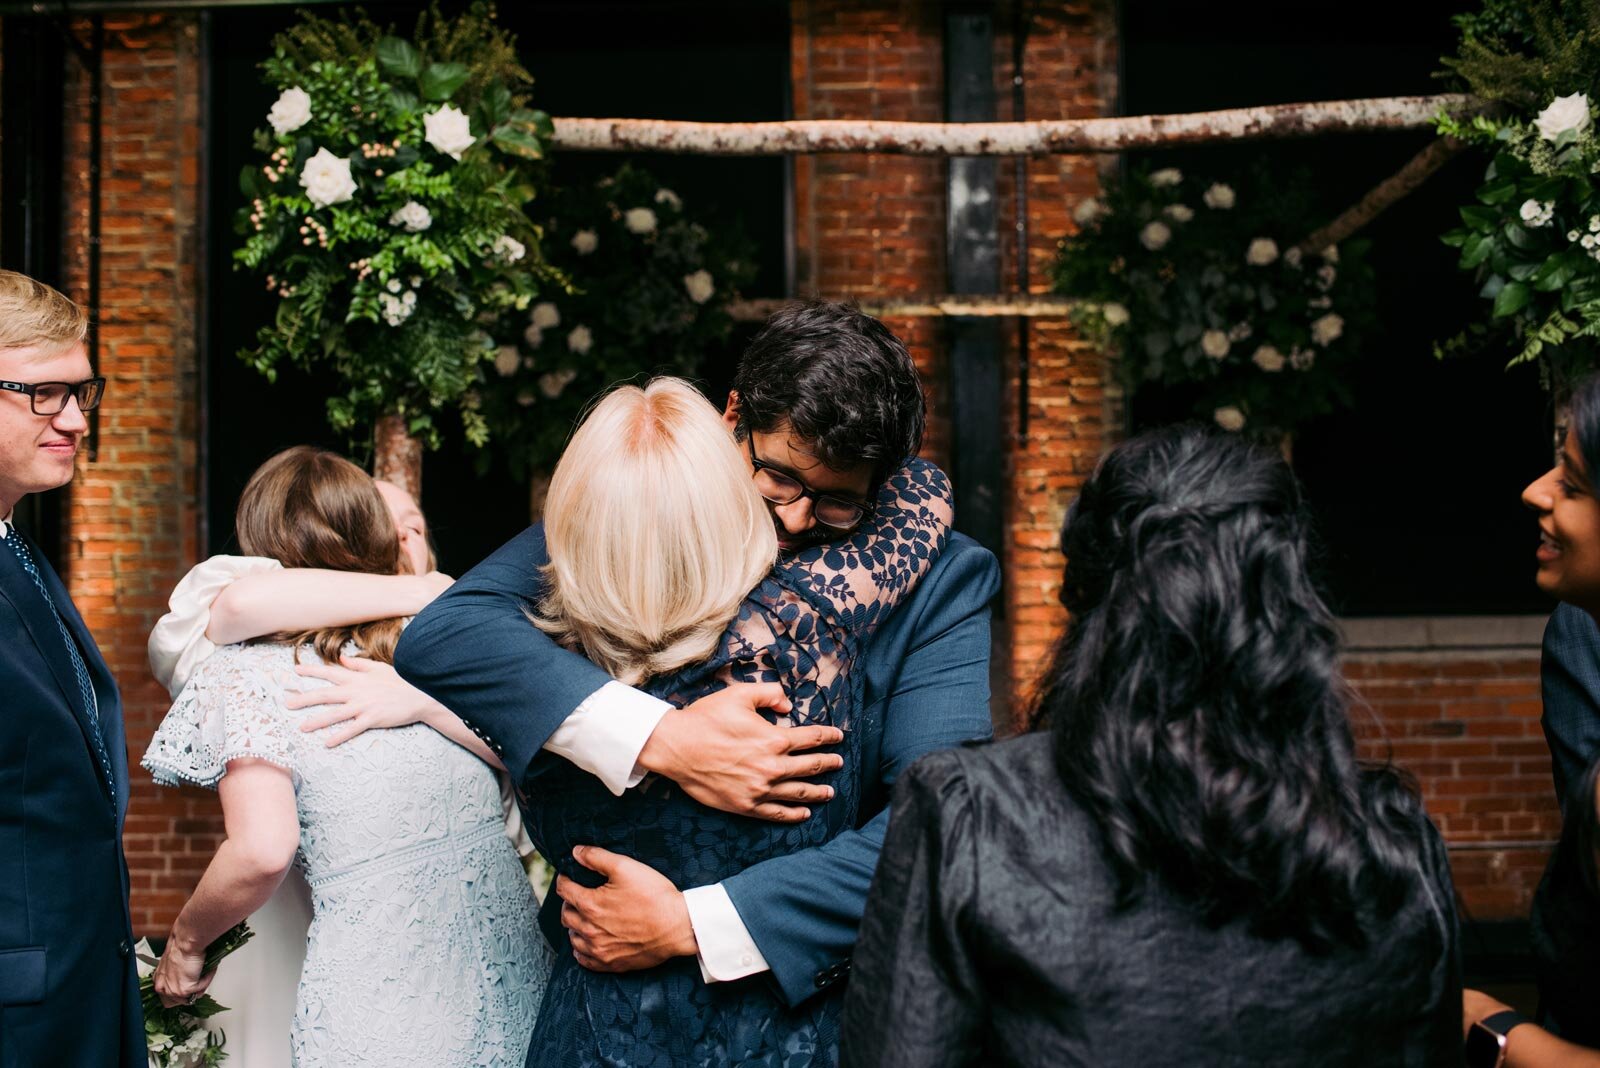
[842,425,1461,1067]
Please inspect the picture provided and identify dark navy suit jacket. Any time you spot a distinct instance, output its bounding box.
[395,524,999,1007]
[0,525,142,1066]
[1540,603,1600,809]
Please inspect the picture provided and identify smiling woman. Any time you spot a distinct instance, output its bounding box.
[1523,377,1600,613]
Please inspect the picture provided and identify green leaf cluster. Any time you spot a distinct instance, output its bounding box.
[1051,164,1378,441]
[1439,0,1600,110]
[473,163,758,479]
[233,2,558,452]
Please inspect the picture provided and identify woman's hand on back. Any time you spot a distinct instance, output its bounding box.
[287,656,445,746]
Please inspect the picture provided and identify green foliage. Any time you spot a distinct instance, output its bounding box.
[1437,2,1600,383]
[1052,165,1377,441]
[474,163,758,479]
[233,2,557,450]
[1440,0,1600,110]
[139,922,253,1066]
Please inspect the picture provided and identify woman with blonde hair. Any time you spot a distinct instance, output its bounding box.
[522,377,954,1066]
[143,446,548,1067]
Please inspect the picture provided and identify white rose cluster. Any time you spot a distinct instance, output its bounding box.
[1245,238,1279,266]
[567,324,594,355]
[1140,221,1172,251]
[571,229,599,255]
[683,269,715,304]
[1201,330,1231,359]
[492,235,526,263]
[493,344,521,377]
[1163,204,1195,223]
[388,200,432,232]
[1251,345,1285,373]
[1520,199,1556,228]
[1150,168,1183,188]
[268,86,312,136]
[1203,183,1235,210]
[1535,92,1593,143]
[1310,312,1344,347]
[1213,406,1246,432]
[423,105,475,160]
[1576,216,1600,261]
[530,302,561,329]
[379,282,419,326]
[1100,302,1130,327]
[624,208,658,235]
[299,147,357,208]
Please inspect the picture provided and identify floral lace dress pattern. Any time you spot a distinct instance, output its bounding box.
[525,458,953,1068]
[143,643,551,1068]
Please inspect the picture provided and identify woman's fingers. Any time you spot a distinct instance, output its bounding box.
[295,705,361,733]
[324,715,373,748]
[284,686,348,711]
[294,662,353,683]
[339,654,380,673]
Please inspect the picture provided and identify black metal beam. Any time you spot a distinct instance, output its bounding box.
[944,4,1004,558]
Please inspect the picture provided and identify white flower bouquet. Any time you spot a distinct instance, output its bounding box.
[138,922,253,1068]
[233,2,559,452]
[1053,164,1375,439]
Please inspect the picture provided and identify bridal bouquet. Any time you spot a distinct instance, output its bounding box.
[233,2,558,451]
[136,922,254,1067]
[1053,164,1375,440]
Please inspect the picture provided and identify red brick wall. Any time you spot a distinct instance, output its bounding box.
[59,14,218,935]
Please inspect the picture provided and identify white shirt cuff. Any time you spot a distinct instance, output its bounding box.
[541,681,671,796]
[683,884,770,983]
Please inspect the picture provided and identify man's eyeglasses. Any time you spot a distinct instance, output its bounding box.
[745,435,870,530]
[0,377,106,416]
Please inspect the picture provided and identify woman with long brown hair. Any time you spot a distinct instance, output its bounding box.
[142,446,549,1067]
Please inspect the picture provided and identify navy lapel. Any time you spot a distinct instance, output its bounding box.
[0,532,119,810]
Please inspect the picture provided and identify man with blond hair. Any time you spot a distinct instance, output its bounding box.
[0,270,142,1065]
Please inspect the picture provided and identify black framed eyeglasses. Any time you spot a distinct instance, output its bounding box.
[745,435,870,530]
[0,377,106,416]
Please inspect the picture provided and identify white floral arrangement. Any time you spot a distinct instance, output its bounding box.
[474,163,756,480]
[1054,165,1375,439]
[233,3,557,451]
[137,922,253,1068]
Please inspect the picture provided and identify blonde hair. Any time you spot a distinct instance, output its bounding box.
[0,270,88,354]
[236,446,410,665]
[535,377,778,685]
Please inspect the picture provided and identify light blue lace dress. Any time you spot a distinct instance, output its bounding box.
[143,643,550,1067]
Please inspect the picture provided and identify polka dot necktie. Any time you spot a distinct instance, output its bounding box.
[4,527,116,805]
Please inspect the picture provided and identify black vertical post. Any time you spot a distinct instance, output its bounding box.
[944,5,1003,556]
[1,16,68,565]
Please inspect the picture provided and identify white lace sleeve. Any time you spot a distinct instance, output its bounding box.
[142,644,300,790]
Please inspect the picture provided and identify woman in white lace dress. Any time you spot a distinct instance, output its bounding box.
[144,447,549,1067]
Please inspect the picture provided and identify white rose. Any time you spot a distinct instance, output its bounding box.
[1072,197,1103,224]
[529,302,560,329]
[1203,183,1235,210]
[655,188,682,210]
[1150,167,1183,187]
[1139,221,1172,250]
[298,147,357,208]
[624,207,658,235]
[388,200,432,232]
[683,269,715,304]
[523,324,544,349]
[567,324,593,355]
[571,229,598,255]
[1535,92,1592,143]
[1251,345,1286,372]
[539,368,579,398]
[423,104,475,160]
[1311,312,1344,346]
[493,345,521,377]
[1245,237,1279,266]
[1101,301,1130,327]
[492,235,525,263]
[1214,406,1246,432]
[1163,204,1195,223]
[1201,330,1231,359]
[1319,245,1339,264]
[386,278,402,294]
[268,86,312,136]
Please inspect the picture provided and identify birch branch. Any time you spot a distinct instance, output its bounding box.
[727,295,1081,321]
[554,95,1482,156]
[1295,136,1469,254]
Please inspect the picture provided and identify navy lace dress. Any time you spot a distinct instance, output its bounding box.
[524,458,953,1068]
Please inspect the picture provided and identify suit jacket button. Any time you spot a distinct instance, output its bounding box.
[118,939,130,959]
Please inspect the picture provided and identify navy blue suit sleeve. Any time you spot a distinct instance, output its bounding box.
[393,524,614,786]
[1540,602,1600,808]
[722,540,1000,1007]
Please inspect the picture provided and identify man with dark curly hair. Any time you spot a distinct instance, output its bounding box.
[371,300,997,1063]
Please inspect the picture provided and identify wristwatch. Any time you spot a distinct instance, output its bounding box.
[1468,1009,1533,1068]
